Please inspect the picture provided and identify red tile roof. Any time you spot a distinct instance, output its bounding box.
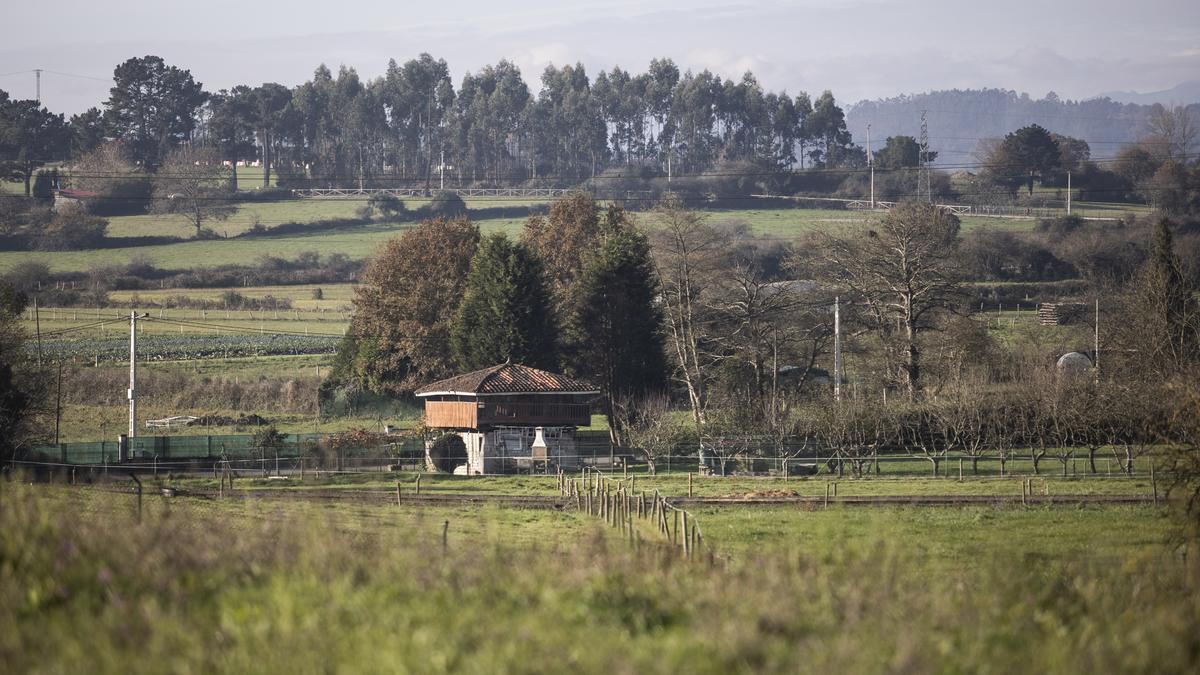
[415,363,598,396]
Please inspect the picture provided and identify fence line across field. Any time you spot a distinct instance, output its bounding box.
[12,450,1157,482]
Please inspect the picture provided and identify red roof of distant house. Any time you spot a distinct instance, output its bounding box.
[414,363,598,396]
[56,189,101,199]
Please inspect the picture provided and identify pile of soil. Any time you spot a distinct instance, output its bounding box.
[725,490,802,499]
[192,414,271,427]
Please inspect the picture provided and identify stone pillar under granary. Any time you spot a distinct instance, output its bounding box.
[415,363,598,475]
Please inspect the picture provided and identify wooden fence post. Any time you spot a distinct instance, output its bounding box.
[415,474,421,495]
[396,481,401,507]
[1150,461,1159,505]
[681,511,690,557]
[130,470,144,523]
[688,472,694,498]
[442,520,449,551]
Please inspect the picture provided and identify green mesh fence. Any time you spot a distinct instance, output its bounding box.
[28,433,426,465]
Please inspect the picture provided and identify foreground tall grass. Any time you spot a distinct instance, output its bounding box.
[1,484,1197,673]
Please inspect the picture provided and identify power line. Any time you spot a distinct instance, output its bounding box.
[40,69,111,83]
[27,148,1198,182]
[37,317,129,337]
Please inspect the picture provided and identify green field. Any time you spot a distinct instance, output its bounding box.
[0,197,1125,274]
[1,482,1193,673]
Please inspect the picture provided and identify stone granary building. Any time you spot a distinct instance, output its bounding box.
[415,363,599,474]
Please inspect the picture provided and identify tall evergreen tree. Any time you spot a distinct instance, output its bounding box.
[0,96,70,196]
[574,224,667,443]
[451,233,557,371]
[207,86,257,191]
[103,55,207,170]
[1127,218,1200,378]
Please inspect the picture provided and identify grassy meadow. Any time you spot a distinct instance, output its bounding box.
[0,482,1194,673]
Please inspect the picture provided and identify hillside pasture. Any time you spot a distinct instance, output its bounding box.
[0,200,1072,273]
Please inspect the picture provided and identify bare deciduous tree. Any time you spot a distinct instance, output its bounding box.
[612,393,684,476]
[649,194,731,465]
[150,145,235,238]
[1142,104,1199,162]
[815,201,964,401]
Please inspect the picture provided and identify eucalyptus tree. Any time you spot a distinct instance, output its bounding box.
[668,70,721,173]
[380,54,454,187]
[207,85,257,190]
[531,63,607,180]
[805,91,856,168]
[644,58,680,162]
[449,61,531,183]
[250,83,293,187]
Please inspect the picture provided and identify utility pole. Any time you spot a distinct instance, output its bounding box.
[1094,298,1100,384]
[1070,170,1080,214]
[918,111,931,203]
[867,124,875,209]
[33,296,43,366]
[34,69,42,104]
[439,149,445,191]
[667,146,673,185]
[55,361,63,444]
[833,296,843,402]
[128,312,146,438]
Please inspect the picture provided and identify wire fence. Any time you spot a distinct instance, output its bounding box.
[559,467,706,558]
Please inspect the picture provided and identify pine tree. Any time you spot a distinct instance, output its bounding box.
[574,226,667,443]
[451,234,557,371]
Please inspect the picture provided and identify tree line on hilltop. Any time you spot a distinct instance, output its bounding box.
[2,53,1199,253]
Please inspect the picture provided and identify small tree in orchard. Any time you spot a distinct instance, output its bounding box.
[150,145,235,238]
[612,393,684,475]
[900,404,948,477]
[938,386,993,476]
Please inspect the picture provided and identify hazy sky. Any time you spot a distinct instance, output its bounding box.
[2,0,1197,114]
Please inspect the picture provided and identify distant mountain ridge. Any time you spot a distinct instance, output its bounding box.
[845,88,1199,167]
[1098,80,1200,106]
